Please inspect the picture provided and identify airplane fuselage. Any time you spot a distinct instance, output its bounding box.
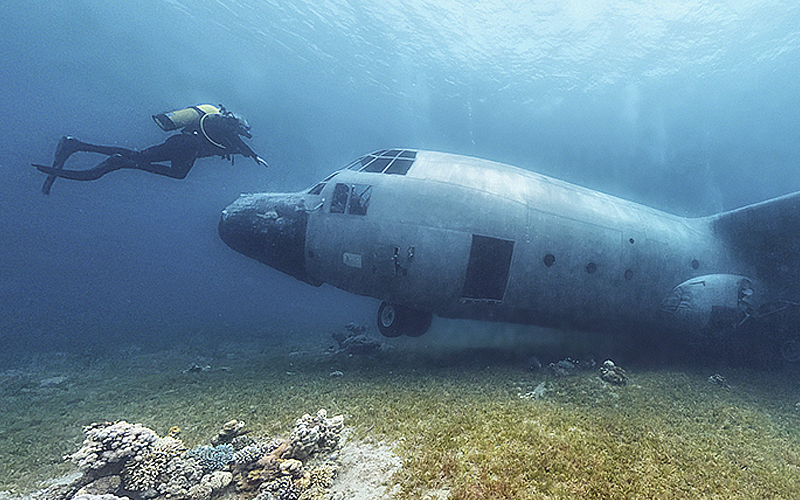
[219,150,766,339]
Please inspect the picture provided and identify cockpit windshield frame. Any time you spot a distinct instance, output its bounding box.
[345,149,417,175]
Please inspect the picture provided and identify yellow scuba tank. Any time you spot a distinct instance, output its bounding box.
[152,104,220,131]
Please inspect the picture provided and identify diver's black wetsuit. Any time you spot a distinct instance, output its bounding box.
[35,110,267,194]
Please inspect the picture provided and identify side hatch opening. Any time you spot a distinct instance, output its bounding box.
[461,235,514,301]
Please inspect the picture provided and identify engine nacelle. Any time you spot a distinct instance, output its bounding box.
[661,274,761,337]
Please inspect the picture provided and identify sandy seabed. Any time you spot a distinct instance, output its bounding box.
[2,323,800,499]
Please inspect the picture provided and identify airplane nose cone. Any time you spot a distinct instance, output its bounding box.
[218,194,318,285]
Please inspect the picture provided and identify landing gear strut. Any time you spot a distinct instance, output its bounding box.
[377,301,433,338]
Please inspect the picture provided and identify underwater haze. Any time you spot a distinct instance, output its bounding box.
[2,0,800,353]
[6,1,800,498]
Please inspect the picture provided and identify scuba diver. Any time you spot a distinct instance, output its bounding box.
[33,104,269,194]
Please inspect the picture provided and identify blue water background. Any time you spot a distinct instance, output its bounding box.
[1,0,799,355]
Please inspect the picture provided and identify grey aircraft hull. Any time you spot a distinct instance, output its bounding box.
[219,150,800,349]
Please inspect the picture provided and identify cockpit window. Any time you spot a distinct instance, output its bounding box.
[345,149,417,175]
[331,183,372,216]
[308,182,325,195]
[306,171,340,195]
[330,183,350,214]
[385,158,414,174]
[348,184,372,215]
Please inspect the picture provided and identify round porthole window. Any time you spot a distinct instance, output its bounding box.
[543,254,556,267]
[586,262,597,274]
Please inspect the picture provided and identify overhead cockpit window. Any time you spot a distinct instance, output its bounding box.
[384,158,414,175]
[344,150,417,175]
[363,157,392,172]
[331,183,372,216]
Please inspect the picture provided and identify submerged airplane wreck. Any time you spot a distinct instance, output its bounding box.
[218,149,800,360]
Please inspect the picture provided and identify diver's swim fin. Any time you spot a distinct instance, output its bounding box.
[32,163,106,181]
[41,135,78,194]
[41,172,58,195]
[33,154,134,182]
[41,161,63,194]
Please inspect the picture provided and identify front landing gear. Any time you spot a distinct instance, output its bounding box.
[377,301,433,338]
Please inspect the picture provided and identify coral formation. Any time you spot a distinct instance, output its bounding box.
[328,323,387,356]
[41,409,343,500]
[232,409,344,497]
[598,359,627,385]
[184,444,234,473]
[70,475,123,499]
[230,434,257,451]
[232,441,275,471]
[120,435,185,492]
[210,419,247,446]
[708,372,731,388]
[285,409,344,461]
[72,495,130,500]
[151,455,206,499]
[253,476,297,500]
[70,421,161,474]
[297,463,337,498]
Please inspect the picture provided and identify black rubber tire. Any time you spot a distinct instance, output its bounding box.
[404,309,433,337]
[377,301,403,337]
[377,301,433,338]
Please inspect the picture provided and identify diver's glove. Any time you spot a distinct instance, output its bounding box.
[254,156,269,168]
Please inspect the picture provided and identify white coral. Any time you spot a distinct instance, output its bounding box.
[70,422,160,472]
[285,409,344,460]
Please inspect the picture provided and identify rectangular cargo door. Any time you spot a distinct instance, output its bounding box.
[461,235,514,301]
